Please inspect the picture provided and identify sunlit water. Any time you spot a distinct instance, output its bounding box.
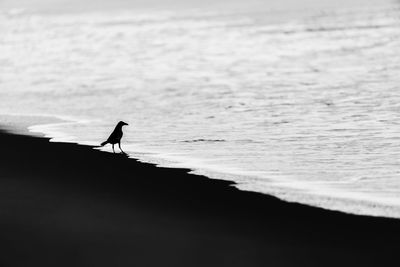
[1,1,400,218]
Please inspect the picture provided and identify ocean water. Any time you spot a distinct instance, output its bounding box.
[1,1,400,218]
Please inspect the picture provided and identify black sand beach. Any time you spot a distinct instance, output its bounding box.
[0,129,399,267]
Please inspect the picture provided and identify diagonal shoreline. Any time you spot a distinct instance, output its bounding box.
[0,129,400,267]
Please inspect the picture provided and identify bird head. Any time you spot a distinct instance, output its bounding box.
[118,121,129,127]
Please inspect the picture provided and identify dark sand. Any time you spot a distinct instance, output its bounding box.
[0,129,399,267]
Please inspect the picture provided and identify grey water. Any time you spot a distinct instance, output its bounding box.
[1,0,400,217]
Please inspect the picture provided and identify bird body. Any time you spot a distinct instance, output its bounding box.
[100,121,128,153]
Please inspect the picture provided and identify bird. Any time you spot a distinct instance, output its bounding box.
[100,121,129,153]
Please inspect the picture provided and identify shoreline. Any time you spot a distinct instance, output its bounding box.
[8,113,399,219]
[0,128,400,266]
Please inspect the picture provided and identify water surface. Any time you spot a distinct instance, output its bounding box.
[1,0,400,217]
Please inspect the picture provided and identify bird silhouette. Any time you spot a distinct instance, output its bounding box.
[100,121,129,153]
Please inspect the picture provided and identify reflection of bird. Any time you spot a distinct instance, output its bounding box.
[100,121,128,153]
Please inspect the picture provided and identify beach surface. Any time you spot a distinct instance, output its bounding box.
[0,128,399,267]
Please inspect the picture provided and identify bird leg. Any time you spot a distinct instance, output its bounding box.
[112,144,115,153]
[118,142,125,154]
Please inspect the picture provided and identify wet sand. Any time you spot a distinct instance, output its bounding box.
[0,129,399,267]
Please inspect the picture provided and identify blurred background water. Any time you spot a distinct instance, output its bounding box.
[1,0,400,217]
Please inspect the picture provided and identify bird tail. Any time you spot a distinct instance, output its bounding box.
[100,141,108,146]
